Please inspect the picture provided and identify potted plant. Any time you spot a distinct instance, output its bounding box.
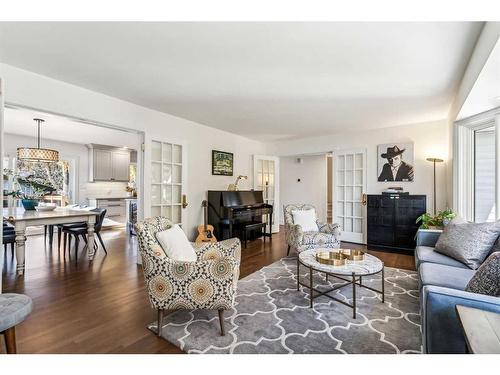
[3,169,56,210]
[416,209,457,230]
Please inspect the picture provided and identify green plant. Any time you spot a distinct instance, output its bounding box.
[3,169,56,200]
[416,209,457,229]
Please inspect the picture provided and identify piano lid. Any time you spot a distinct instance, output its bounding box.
[209,190,264,207]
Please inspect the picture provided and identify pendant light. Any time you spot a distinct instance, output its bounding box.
[17,118,59,163]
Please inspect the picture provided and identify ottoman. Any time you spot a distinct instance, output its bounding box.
[0,293,33,354]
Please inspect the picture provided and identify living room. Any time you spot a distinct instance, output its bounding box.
[1,1,499,373]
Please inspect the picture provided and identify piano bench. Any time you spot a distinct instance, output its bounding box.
[238,222,268,249]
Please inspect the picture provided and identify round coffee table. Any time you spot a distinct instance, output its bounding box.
[297,249,384,318]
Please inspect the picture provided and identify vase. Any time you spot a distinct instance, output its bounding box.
[21,199,39,210]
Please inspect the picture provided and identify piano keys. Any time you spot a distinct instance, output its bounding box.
[207,190,273,243]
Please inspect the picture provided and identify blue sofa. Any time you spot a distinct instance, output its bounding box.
[415,230,500,353]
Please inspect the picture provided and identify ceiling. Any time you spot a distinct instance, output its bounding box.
[0,22,484,141]
[4,107,140,148]
[457,38,500,120]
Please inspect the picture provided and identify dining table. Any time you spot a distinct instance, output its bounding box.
[3,207,100,275]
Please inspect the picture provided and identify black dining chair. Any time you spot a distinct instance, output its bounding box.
[61,209,107,261]
[3,223,16,257]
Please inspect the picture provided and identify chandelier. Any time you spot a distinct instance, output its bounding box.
[17,118,59,163]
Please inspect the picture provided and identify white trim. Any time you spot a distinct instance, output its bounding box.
[455,106,500,127]
[253,155,280,233]
[454,106,498,221]
[496,115,500,221]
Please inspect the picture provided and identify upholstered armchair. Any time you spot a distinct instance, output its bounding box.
[135,217,241,337]
[284,204,341,255]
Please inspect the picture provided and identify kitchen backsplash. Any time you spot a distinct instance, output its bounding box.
[81,181,129,200]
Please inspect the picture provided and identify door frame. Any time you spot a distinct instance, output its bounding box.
[332,148,367,244]
[253,155,280,233]
[4,102,146,223]
[454,107,500,221]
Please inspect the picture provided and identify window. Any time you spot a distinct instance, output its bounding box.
[474,127,495,222]
[454,110,499,223]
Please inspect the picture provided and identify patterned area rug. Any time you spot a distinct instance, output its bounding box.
[149,256,422,354]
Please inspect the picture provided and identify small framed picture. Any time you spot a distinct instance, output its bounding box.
[377,143,414,182]
[212,150,234,176]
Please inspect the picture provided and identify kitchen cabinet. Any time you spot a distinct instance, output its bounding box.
[111,151,130,181]
[88,198,127,224]
[89,144,131,182]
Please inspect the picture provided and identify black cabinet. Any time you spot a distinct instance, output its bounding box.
[367,194,426,251]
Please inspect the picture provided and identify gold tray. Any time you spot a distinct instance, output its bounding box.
[315,251,346,266]
[343,249,365,261]
[315,249,365,265]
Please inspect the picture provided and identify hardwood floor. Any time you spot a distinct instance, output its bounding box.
[1,227,415,354]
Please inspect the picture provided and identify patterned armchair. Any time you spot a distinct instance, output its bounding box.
[135,217,241,337]
[284,204,341,255]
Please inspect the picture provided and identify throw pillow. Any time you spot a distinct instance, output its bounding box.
[155,224,197,262]
[465,252,500,296]
[435,220,500,269]
[291,209,318,232]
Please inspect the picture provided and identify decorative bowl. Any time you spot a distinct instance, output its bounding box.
[35,203,57,212]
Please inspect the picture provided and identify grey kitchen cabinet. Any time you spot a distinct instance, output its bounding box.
[89,144,131,182]
[88,198,127,224]
[94,149,113,180]
[112,151,131,181]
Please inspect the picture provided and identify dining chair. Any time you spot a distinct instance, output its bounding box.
[61,209,107,261]
[3,223,15,257]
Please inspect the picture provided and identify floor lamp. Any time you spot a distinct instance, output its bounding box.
[426,158,444,215]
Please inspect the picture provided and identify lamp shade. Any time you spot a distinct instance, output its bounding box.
[17,118,60,163]
[16,147,59,163]
[426,157,444,163]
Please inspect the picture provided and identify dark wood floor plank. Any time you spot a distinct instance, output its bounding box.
[1,227,415,353]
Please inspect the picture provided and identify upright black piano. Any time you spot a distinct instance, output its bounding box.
[207,190,273,243]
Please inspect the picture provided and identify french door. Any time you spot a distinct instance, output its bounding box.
[253,155,280,233]
[333,149,367,244]
[149,139,186,227]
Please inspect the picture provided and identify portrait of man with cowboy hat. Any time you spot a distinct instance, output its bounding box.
[377,144,414,182]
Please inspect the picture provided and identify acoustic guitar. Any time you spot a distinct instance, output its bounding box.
[195,200,217,243]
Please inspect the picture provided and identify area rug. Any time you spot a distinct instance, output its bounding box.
[149,256,422,354]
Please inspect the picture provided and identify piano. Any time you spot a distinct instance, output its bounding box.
[207,190,273,243]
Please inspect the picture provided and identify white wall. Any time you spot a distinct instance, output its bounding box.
[271,120,449,214]
[280,155,327,224]
[3,133,130,202]
[0,63,267,239]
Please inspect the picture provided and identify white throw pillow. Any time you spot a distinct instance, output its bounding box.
[291,209,318,232]
[155,225,197,262]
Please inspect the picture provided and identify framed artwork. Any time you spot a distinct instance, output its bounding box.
[212,150,234,176]
[377,142,414,182]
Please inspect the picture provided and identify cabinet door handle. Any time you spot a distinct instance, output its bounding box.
[182,194,188,209]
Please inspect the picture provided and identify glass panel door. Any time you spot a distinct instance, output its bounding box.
[253,155,280,233]
[151,140,184,225]
[333,149,366,243]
